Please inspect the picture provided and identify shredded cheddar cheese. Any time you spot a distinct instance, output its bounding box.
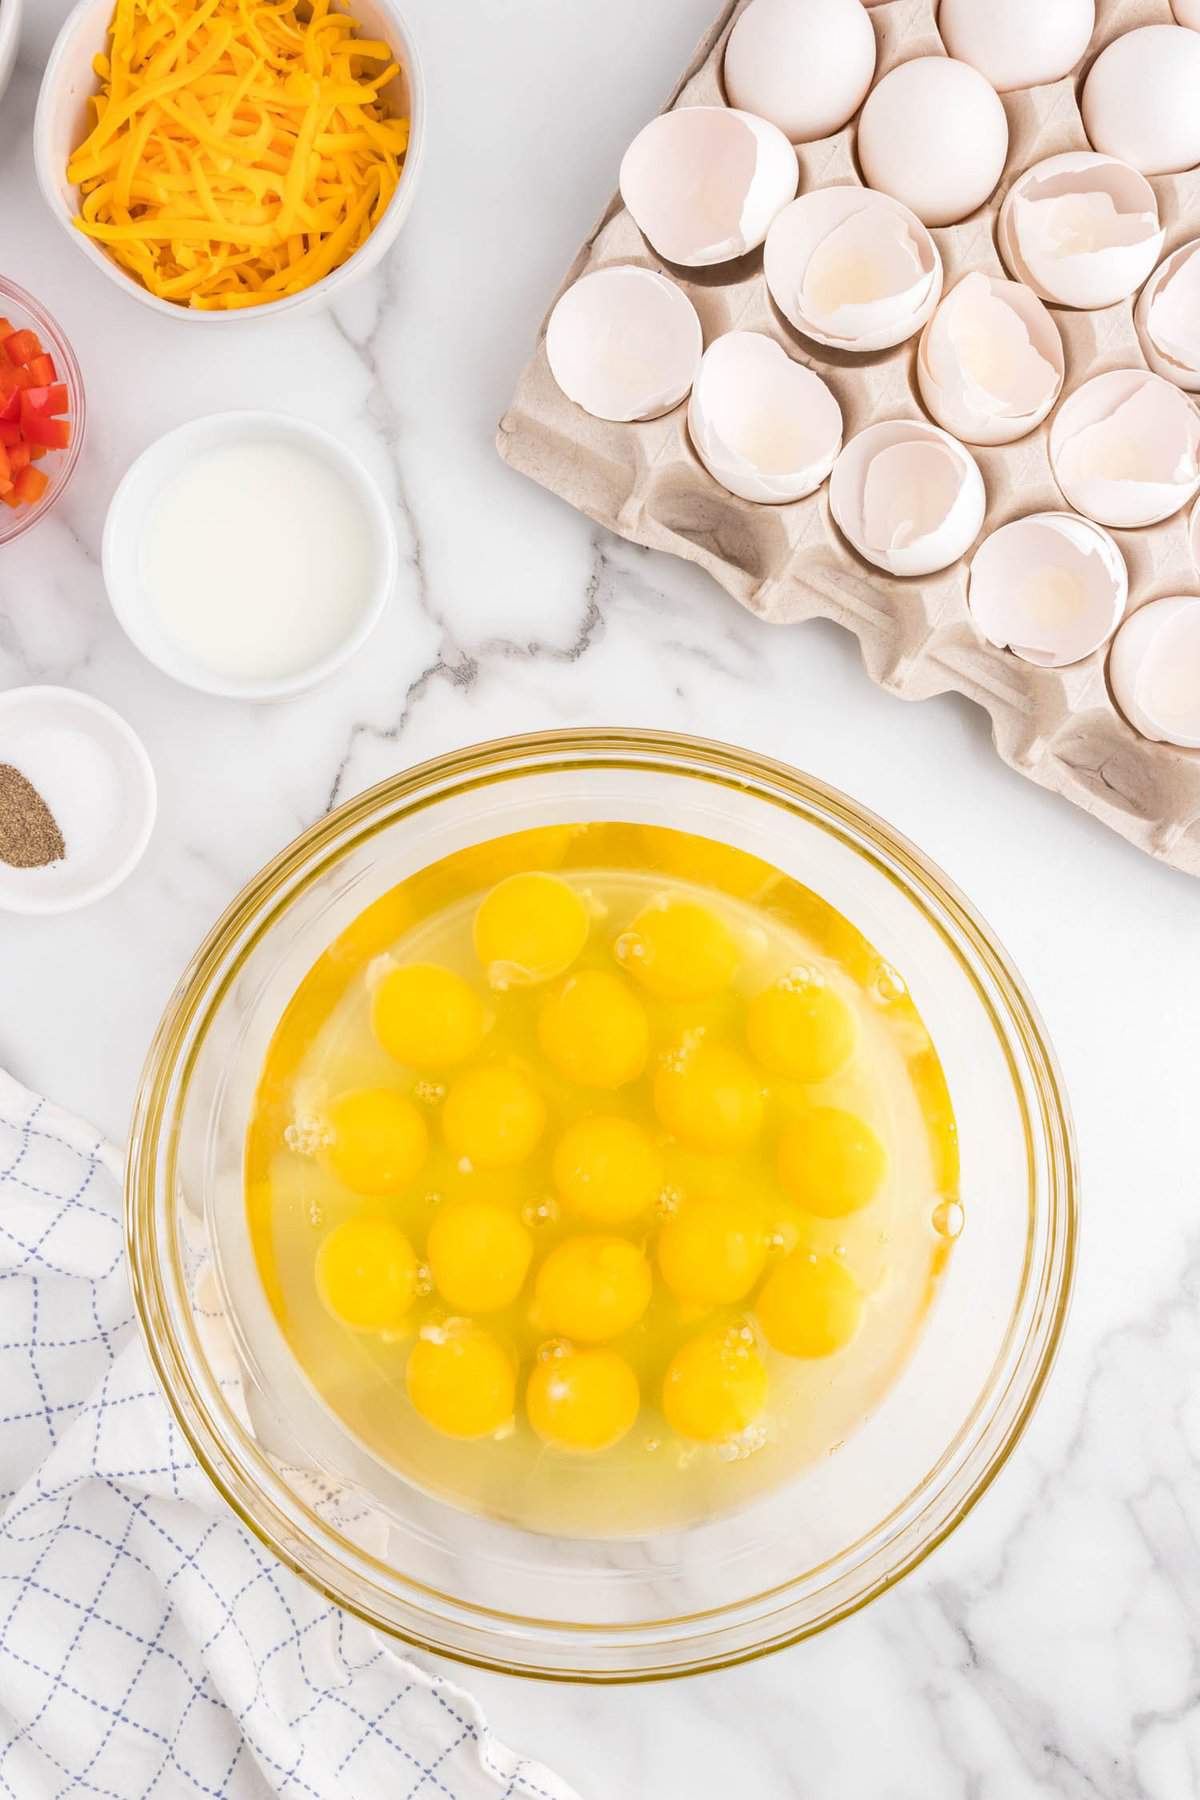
[68,0,410,310]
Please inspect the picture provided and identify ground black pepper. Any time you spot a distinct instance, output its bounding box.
[0,764,65,869]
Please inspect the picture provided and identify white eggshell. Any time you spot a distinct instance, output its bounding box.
[829,419,986,576]
[1049,370,1200,529]
[968,512,1126,667]
[997,152,1163,309]
[723,0,876,143]
[937,0,1095,90]
[1192,496,1200,575]
[917,272,1063,445]
[1173,0,1200,24]
[545,267,703,423]
[856,57,1009,227]
[687,332,843,503]
[1109,595,1200,746]
[620,107,798,268]
[1081,26,1200,176]
[1134,240,1200,394]
[763,187,942,351]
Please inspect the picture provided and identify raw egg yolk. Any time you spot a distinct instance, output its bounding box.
[526,1347,641,1452]
[653,1040,764,1153]
[756,1251,864,1357]
[533,1235,653,1342]
[616,898,739,1001]
[640,828,773,899]
[537,969,649,1090]
[662,1326,768,1443]
[745,973,857,1084]
[777,1106,887,1217]
[552,1114,662,1225]
[473,871,589,988]
[318,1088,429,1194]
[371,962,485,1069]
[427,1196,534,1313]
[406,1323,516,1439]
[315,1217,418,1332]
[657,1192,767,1306]
[442,1065,547,1168]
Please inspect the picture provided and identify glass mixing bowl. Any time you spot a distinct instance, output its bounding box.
[127,729,1076,1681]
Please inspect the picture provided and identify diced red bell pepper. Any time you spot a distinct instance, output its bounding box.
[27,353,58,386]
[6,442,30,473]
[12,465,48,505]
[20,413,70,451]
[20,384,70,422]
[28,444,46,461]
[3,329,41,367]
[0,419,19,446]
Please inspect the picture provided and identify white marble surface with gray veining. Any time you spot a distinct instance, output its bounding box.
[1,3,1198,1795]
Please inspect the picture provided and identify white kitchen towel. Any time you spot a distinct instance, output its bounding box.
[0,1071,581,1800]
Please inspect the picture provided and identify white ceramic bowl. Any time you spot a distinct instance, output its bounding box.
[0,0,22,110]
[33,0,424,323]
[0,684,156,915]
[102,411,398,700]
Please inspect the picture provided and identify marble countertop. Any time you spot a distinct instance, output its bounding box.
[3,3,1199,1794]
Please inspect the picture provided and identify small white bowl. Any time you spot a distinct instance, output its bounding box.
[102,411,398,701]
[0,0,23,111]
[0,685,156,916]
[34,0,424,323]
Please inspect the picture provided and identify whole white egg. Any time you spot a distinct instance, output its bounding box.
[856,57,1009,226]
[724,0,877,143]
[1172,0,1200,29]
[1082,26,1200,175]
[937,0,1095,91]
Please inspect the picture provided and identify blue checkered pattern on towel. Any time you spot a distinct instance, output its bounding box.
[0,1073,579,1800]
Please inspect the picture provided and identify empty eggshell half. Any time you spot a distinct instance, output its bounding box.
[723,0,877,144]
[1049,369,1200,529]
[1134,240,1200,394]
[687,331,843,504]
[968,512,1127,667]
[917,273,1064,445]
[997,152,1163,310]
[545,266,703,423]
[1109,596,1200,746]
[937,0,1096,93]
[829,419,986,576]
[856,57,1009,227]
[619,106,798,268]
[763,187,942,352]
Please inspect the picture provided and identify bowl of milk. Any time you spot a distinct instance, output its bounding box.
[102,412,398,700]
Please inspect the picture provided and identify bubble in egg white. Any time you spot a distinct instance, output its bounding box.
[1081,26,1200,176]
[687,331,843,504]
[917,272,1063,445]
[997,152,1163,311]
[856,56,1009,227]
[968,512,1127,668]
[1134,241,1200,395]
[829,419,986,577]
[763,186,942,352]
[545,266,703,422]
[1109,596,1200,748]
[937,0,1095,92]
[1048,370,1200,529]
[723,0,876,143]
[619,106,798,268]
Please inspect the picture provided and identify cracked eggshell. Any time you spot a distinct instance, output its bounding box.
[545,266,703,423]
[1049,369,1200,529]
[968,512,1127,667]
[917,272,1064,445]
[1109,596,1200,746]
[1082,26,1200,177]
[763,187,942,352]
[997,152,1163,309]
[619,106,798,268]
[936,0,1096,92]
[687,331,843,504]
[856,57,1009,227]
[829,419,986,576]
[1134,240,1200,394]
[723,0,876,144]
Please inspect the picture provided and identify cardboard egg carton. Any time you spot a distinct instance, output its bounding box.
[497,0,1200,879]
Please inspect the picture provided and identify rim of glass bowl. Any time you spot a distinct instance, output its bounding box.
[0,277,86,547]
[126,728,1077,1683]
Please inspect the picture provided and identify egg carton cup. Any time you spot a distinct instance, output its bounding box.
[497,0,1200,879]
